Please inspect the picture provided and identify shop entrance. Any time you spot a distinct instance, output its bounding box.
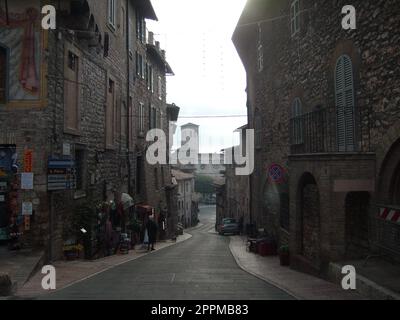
[0,145,17,243]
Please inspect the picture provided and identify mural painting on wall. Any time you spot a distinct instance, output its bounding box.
[0,2,42,101]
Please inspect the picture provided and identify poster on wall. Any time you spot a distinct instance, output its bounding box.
[21,172,34,189]
[22,202,33,216]
[0,0,45,106]
[0,145,17,177]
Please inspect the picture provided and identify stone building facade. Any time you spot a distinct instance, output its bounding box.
[222,132,250,230]
[0,0,178,259]
[233,0,400,274]
[171,169,198,228]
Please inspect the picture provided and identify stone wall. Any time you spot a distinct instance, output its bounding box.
[234,0,400,269]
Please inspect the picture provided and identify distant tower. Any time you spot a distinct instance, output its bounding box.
[180,123,199,147]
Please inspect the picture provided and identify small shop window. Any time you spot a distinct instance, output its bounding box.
[0,47,8,104]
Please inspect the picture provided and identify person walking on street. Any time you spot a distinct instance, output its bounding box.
[146,215,158,251]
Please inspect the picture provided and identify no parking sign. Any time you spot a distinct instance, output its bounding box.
[267,164,286,184]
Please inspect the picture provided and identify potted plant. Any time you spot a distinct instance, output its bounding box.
[278,245,290,266]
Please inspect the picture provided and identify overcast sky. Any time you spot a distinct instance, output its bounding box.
[147,0,248,153]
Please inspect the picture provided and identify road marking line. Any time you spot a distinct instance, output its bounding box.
[171,273,176,283]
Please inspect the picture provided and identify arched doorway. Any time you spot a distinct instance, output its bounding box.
[377,138,400,257]
[378,138,400,204]
[299,173,321,265]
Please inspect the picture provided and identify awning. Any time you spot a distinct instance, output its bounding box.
[121,193,134,210]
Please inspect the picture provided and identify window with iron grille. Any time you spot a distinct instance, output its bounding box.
[290,98,303,145]
[136,11,146,43]
[290,0,300,37]
[335,55,355,152]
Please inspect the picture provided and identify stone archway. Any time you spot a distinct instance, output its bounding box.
[378,138,400,205]
[298,173,321,266]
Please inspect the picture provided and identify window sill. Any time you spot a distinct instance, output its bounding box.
[74,191,87,200]
[64,126,82,136]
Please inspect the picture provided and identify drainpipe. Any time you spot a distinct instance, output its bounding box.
[5,0,9,25]
[126,0,132,195]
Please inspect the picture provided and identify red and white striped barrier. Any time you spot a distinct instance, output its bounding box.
[379,207,400,224]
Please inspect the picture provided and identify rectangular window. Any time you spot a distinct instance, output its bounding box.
[64,49,80,133]
[129,96,133,149]
[290,0,300,36]
[106,79,115,147]
[135,52,139,75]
[139,102,145,133]
[0,47,7,104]
[145,63,149,87]
[108,0,116,28]
[129,18,133,54]
[149,66,154,92]
[136,11,146,43]
[149,105,157,130]
[121,7,125,37]
[142,58,146,79]
[158,75,162,100]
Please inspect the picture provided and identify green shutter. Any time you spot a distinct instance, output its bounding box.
[335,55,355,152]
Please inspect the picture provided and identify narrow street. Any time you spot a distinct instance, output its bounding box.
[39,206,293,300]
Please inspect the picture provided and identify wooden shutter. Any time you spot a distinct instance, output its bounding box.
[64,50,80,132]
[335,55,355,152]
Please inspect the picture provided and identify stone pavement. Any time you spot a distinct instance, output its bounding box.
[0,247,43,294]
[229,236,365,300]
[16,233,192,298]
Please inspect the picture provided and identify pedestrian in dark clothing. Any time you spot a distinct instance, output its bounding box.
[146,216,158,251]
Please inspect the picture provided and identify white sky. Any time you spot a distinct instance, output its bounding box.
[147,0,248,153]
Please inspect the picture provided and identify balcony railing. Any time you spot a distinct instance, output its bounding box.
[290,107,371,155]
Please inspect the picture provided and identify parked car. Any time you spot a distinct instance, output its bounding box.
[218,218,240,235]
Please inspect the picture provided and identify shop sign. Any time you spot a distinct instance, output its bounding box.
[24,150,33,173]
[21,172,34,190]
[47,159,76,191]
[22,202,33,216]
[24,216,31,231]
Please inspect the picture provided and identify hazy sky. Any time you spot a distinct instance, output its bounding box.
[147,0,248,153]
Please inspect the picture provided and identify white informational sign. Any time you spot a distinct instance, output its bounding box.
[21,172,34,190]
[22,202,33,216]
[63,143,71,156]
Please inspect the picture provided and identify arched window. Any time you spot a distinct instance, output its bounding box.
[290,98,303,145]
[0,46,7,104]
[335,55,355,152]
